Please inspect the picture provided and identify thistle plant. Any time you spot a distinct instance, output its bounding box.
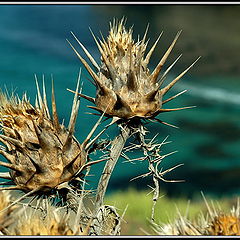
[0,18,200,235]
[0,72,106,208]
[67,17,200,225]
[153,195,240,236]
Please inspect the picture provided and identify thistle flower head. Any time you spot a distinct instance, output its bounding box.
[154,196,240,236]
[0,75,101,198]
[12,207,78,235]
[68,18,200,123]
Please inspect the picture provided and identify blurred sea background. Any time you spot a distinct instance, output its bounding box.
[0,4,240,201]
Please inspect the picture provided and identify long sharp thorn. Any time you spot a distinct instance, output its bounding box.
[87,105,103,113]
[66,39,100,84]
[142,23,149,45]
[42,75,50,119]
[82,107,108,148]
[151,31,182,83]
[51,75,61,131]
[159,54,183,87]
[67,88,95,103]
[161,56,201,95]
[0,188,40,214]
[162,90,187,104]
[89,27,104,54]
[74,158,108,177]
[34,74,43,110]
[85,117,117,150]
[201,191,215,221]
[144,31,163,66]
[68,69,81,132]
[64,70,81,150]
[154,118,179,129]
[162,150,179,159]
[0,172,11,180]
[158,106,196,113]
[71,31,100,71]
[85,112,101,116]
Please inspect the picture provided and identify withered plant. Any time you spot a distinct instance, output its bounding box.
[67,17,200,225]
[0,18,200,235]
[153,194,240,236]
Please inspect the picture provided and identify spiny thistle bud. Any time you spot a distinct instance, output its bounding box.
[154,197,240,236]
[0,75,102,197]
[68,18,200,125]
[12,209,77,235]
[207,215,240,236]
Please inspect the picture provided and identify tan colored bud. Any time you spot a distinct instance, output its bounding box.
[68,18,200,122]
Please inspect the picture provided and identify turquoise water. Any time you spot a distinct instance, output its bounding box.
[0,5,240,198]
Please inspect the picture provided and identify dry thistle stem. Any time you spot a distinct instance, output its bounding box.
[0,73,104,200]
[68,18,200,124]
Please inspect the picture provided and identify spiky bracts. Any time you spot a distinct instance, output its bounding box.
[0,75,99,196]
[68,18,199,122]
[154,197,240,236]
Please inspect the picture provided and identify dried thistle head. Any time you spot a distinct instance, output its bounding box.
[154,197,240,236]
[207,215,240,236]
[0,75,101,198]
[0,191,19,233]
[12,208,75,235]
[68,18,200,124]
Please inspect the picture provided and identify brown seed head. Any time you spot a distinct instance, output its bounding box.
[0,78,89,194]
[207,215,240,236]
[68,18,200,120]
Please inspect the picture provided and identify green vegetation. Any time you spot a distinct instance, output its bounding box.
[105,188,237,235]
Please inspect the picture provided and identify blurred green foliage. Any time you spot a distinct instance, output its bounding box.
[105,187,238,235]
